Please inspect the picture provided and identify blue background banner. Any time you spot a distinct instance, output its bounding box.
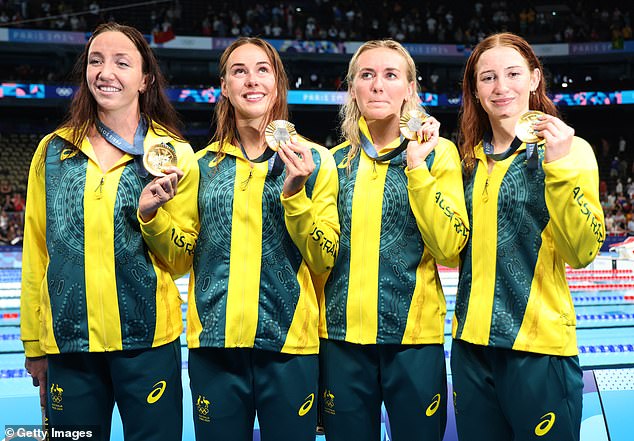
[2,82,633,107]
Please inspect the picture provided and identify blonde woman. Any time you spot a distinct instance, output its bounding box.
[319,39,468,441]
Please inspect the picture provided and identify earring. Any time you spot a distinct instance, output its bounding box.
[530,90,536,96]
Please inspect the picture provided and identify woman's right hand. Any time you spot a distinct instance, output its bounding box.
[26,357,48,408]
[406,116,441,170]
[277,138,316,198]
[138,166,184,222]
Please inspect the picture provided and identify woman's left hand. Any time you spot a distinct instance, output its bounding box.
[138,166,184,222]
[406,116,440,170]
[277,137,316,197]
[532,114,574,163]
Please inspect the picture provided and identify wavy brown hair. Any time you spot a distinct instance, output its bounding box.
[339,39,421,165]
[54,22,183,151]
[458,32,558,176]
[211,37,289,154]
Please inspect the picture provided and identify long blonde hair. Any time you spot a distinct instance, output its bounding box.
[211,37,289,154]
[339,39,421,163]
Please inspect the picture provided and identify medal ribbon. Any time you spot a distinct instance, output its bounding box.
[525,142,541,170]
[482,132,523,161]
[483,132,541,169]
[359,130,409,163]
[96,116,147,155]
[237,139,285,178]
[96,116,148,176]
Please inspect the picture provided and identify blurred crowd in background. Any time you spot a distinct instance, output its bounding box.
[0,0,630,46]
[0,0,632,246]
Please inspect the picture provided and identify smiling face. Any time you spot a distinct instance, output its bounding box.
[86,31,147,116]
[220,43,277,125]
[474,45,540,123]
[350,47,414,124]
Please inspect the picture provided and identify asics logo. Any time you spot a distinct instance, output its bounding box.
[534,412,556,436]
[426,394,441,417]
[146,380,167,404]
[298,393,315,416]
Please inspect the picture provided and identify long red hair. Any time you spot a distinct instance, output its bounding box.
[458,32,558,176]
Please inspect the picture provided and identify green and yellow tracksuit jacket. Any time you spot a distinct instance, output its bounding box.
[320,118,469,345]
[187,138,340,355]
[21,125,199,357]
[452,137,605,356]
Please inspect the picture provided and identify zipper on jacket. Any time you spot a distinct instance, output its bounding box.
[482,178,489,203]
[96,175,109,349]
[95,177,104,199]
[240,169,253,191]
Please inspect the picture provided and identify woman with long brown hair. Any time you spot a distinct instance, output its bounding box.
[186,37,339,441]
[21,22,198,440]
[451,32,605,441]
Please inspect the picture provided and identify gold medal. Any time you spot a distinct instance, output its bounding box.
[265,120,297,151]
[143,143,178,177]
[399,109,429,141]
[515,111,545,143]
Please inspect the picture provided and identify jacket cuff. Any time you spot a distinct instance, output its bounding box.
[138,208,170,236]
[405,163,433,190]
[281,187,311,216]
[23,340,46,358]
[542,149,578,177]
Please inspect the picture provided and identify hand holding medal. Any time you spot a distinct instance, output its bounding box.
[516,111,574,163]
[400,109,440,170]
[268,120,316,198]
[515,111,545,143]
[400,109,430,143]
[138,142,183,222]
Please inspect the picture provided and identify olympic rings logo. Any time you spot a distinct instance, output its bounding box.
[55,87,74,97]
